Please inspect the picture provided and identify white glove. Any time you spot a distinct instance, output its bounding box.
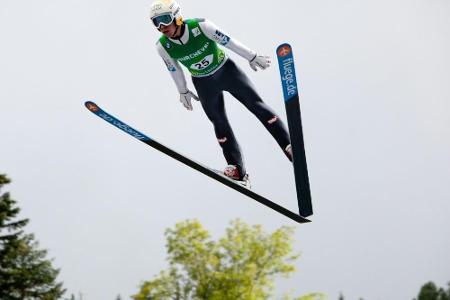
[249,54,271,71]
[179,90,199,111]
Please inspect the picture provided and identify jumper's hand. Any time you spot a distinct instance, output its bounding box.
[179,91,199,111]
[249,54,271,71]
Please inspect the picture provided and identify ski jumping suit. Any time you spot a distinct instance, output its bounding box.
[156,18,290,177]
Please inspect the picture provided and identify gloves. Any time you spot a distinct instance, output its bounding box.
[249,54,271,71]
[179,90,199,111]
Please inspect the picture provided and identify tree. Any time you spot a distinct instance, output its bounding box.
[416,281,450,300]
[0,174,65,300]
[133,219,324,300]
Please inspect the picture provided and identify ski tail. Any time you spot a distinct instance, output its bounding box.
[85,101,310,224]
[276,43,313,217]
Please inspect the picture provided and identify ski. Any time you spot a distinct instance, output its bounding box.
[85,101,310,224]
[276,43,313,217]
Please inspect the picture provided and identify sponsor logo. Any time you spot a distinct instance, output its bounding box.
[164,60,176,72]
[220,35,230,46]
[192,27,201,37]
[166,42,171,49]
[277,45,291,57]
[178,42,210,62]
[98,112,147,140]
[151,4,163,14]
[86,102,99,112]
[281,57,297,96]
[214,30,230,46]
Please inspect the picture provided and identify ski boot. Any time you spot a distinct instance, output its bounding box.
[223,165,251,189]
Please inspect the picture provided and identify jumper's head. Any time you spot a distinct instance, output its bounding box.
[149,0,183,29]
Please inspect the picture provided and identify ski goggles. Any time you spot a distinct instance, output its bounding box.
[152,13,174,29]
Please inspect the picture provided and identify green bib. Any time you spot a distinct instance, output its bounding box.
[159,19,226,77]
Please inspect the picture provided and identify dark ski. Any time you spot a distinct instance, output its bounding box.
[276,43,313,217]
[85,101,310,224]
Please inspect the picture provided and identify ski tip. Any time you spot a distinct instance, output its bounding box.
[276,43,298,101]
[276,43,293,58]
[85,101,100,112]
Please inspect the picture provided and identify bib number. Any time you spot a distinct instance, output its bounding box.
[191,54,213,71]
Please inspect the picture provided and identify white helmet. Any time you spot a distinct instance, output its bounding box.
[149,0,183,28]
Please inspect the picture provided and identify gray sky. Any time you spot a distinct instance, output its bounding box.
[1,0,450,299]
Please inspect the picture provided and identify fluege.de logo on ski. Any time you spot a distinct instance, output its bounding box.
[277,44,298,99]
[281,58,297,97]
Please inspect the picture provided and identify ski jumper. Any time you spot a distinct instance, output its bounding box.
[156,18,290,177]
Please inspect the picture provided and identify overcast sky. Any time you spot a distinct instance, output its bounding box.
[1,0,449,299]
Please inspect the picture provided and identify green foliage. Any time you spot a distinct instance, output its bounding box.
[0,174,65,300]
[283,293,325,300]
[416,282,450,300]
[133,219,323,300]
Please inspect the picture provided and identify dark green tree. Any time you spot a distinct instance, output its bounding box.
[0,174,65,299]
[416,281,450,300]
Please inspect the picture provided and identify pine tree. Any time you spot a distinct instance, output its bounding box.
[416,281,450,300]
[0,174,65,299]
